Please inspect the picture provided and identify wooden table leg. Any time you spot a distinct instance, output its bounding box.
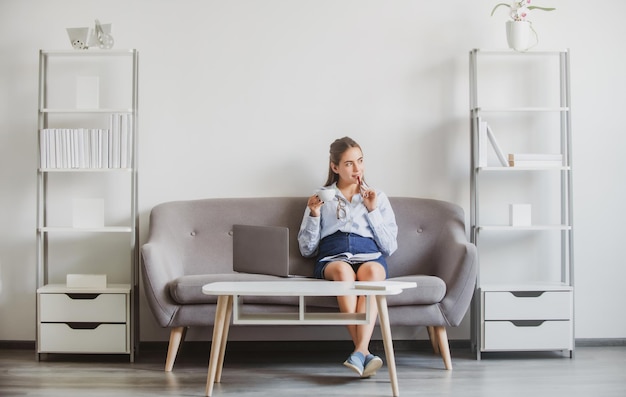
[205,295,230,397]
[215,295,233,382]
[376,295,399,397]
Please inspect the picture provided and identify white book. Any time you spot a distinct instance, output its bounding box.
[508,153,562,161]
[81,128,90,168]
[62,129,69,168]
[56,129,63,168]
[127,114,133,167]
[49,129,57,168]
[486,125,509,167]
[110,114,120,168]
[39,129,48,168]
[101,129,109,168]
[70,129,79,168]
[91,129,99,168]
[478,118,488,167]
[320,252,382,264]
[96,129,103,168]
[120,114,129,168]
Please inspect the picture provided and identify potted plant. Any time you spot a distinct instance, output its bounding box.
[491,1,555,51]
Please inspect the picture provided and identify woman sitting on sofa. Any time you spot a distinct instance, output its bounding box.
[298,136,398,378]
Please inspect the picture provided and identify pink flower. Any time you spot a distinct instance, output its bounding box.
[491,1,555,22]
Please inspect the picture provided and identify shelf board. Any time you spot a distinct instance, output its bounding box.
[477,166,570,172]
[40,108,133,114]
[39,226,133,233]
[41,49,136,56]
[477,225,571,231]
[475,106,569,113]
[472,49,569,55]
[39,168,132,173]
[37,283,131,294]
[234,312,369,325]
[479,283,573,292]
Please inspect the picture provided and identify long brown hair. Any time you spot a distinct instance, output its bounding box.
[324,136,364,186]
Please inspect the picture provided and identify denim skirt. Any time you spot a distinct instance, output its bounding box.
[314,231,388,279]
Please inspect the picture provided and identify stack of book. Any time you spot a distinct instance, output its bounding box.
[508,153,563,167]
[39,114,132,169]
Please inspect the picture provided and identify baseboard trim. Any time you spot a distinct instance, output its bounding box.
[575,338,626,347]
[2,338,624,352]
[0,341,35,350]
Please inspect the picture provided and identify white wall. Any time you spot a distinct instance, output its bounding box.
[1,0,625,343]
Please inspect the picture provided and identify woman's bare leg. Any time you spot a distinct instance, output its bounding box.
[324,261,386,355]
[323,261,358,344]
[353,262,386,354]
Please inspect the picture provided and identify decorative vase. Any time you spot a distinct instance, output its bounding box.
[506,20,537,52]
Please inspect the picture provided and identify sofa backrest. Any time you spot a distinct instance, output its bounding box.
[145,197,466,278]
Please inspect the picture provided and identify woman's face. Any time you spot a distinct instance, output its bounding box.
[331,147,364,185]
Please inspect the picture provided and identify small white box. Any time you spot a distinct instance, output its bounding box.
[66,274,107,289]
[72,198,104,228]
[510,204,532,226]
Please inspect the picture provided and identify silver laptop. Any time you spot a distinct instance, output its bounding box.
[232,224,291,277]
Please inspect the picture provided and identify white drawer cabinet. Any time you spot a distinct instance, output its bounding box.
[483,320,573,351]
[480,288,573,353]
[39,323,128,353]
[484,291,572,320]
[39,293,127,323]
[37,284,130,355]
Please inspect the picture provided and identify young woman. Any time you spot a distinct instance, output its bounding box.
[298,136,398,378]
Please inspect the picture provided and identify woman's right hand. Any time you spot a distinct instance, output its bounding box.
[307,194,324,217]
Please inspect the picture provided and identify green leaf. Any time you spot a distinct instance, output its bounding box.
[528,6,556,12]
[490,3,511,17]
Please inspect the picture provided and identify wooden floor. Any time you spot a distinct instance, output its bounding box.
[1,343,625,396]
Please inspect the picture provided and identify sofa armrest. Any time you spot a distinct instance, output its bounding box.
[141,242,185,327]
[431,219,477,327]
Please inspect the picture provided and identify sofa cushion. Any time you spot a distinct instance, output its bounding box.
[169,273,289,304]
[169,274,446,307]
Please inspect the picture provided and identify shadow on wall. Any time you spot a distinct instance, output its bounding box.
[423,118,469,204]
[412,55,468,204]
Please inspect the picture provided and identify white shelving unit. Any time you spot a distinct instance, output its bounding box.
[36,49,138,361]
[469,49,574,359]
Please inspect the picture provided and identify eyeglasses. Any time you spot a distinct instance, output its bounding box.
[336,198,347,220]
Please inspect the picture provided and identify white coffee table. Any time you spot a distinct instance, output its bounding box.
[201,280,417,397]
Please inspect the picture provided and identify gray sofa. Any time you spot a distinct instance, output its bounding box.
[141,197,477,371]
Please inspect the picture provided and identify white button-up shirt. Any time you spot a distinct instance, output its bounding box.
[298,183,398,258]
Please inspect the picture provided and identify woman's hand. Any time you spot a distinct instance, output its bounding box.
[358,177,377,212]
[307,194,324,217]
[361,188,377,212]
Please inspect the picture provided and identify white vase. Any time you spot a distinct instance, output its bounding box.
[506,21,537,52]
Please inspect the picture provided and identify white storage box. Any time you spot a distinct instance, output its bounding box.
[66,274,107,289]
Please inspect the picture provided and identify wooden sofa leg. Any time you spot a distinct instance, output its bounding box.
[427,326,440,354]
[165,326,186,372]
[434,326,452,370]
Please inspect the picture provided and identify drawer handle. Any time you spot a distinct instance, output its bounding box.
[511,291,545,298]
[65,293,100,300]
[66,322,101,330]
[510,320,545,327]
